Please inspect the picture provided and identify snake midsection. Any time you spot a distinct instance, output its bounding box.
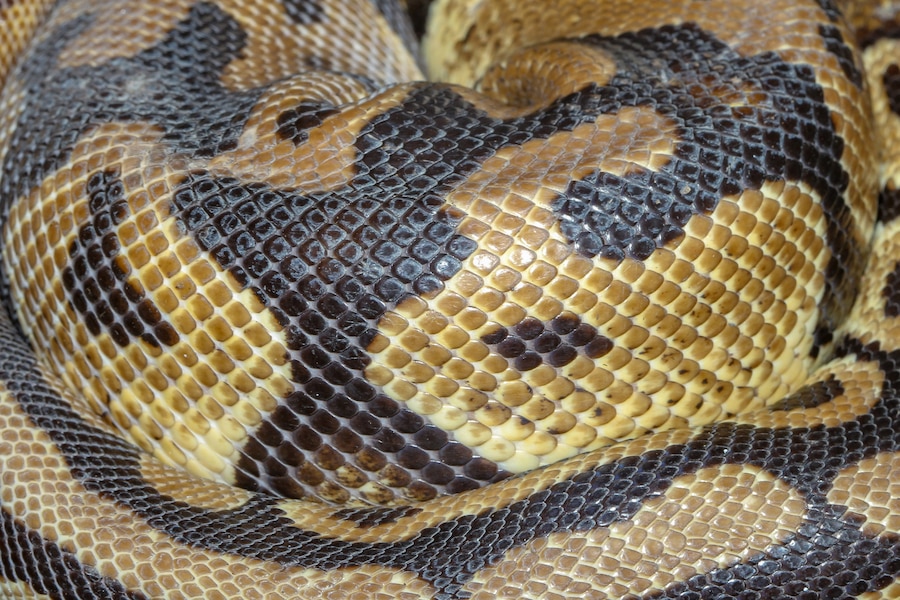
[0,0,900,598]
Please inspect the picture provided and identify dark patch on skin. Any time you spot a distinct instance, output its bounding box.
[810,325,833,360]
[551,26,852,266]
[169,170,496,500]
[814,0,843,22]
[480,312,611,372]
[7,304,900,598]
[10,16,862,501]
[883,262,900,318]
[404,0,435,39]
[857,20,900,50]
[642,507,900,600]
[331,505,423,528]
[0,507,151,600]
[883,64,900,117]
[3,6,891,595]
[61,169,178,348]
[819,24,863,88]
[0,2,263,221]
[280,0,326,25]
[545,27,860,360]
[878,186,900,224]
[768,374,844,411]
[275,102,340,145]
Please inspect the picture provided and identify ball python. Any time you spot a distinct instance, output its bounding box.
[2,0,900,597]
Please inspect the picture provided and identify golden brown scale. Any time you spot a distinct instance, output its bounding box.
[0,0,54,85]
[1,0,900,598]
[370,0,878,475]
[3,0,869,500]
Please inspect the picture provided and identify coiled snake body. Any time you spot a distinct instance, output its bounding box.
[1,0,900,597]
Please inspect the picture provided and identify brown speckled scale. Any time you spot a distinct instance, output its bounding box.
[0,0,900,597]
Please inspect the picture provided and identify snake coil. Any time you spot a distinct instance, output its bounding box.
[2,0,900,598]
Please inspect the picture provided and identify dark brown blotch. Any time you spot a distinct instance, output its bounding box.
[0,508,151,600]
[331,505,423,528]
[481,311,612,372]
[884,262,900,318]
[63,169,179,349]
[878,186,900,224]
[818,24,862,88]
[275,102,340,145]
[314,444,345,470]
[769,374,844,412]
[884,64,900,117]
[280,0,325,24]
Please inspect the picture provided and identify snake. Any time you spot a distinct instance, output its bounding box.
[2,0,900,597]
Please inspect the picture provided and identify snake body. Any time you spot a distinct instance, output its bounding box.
[0,0,899,597]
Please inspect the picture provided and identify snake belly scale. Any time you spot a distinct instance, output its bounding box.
[1,0,900,597]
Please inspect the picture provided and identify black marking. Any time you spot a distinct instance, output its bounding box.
[884,262,900,318]
[541,26,861,354]
[643,507,900,599]
[481,313,611,372]
[768,374,844,411]
[819,24,863,88]
[9,291,900,600]
[879,186,900,224]
[168,170,494,500]
[532,25,859,362]
[814,0,843,22]
[331,505,423,528]
[884,64,900,117]
[550,25,853,268]
[281,0,325,24]
[811,324,833,360]
[404,0,434,39]
[857,20,900,50]
[0,506,150,600]
[61,169,178,349]
[275,102,340,145]
[0,2,262,220]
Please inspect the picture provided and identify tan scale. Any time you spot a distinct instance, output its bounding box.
[0,385,440,600]
[0,0,55,86]
[0,579,49,600]
[207,80,420,192]
[838,217,900,349]
[2,122,300,484]
[478,41,619,108]
[460,463,809,599]
[730,354,886,429]
[368,165,836,475]
[828,451,900,538]
[137,456,253,512]
[2,0,900,598]
[50,0,422,89]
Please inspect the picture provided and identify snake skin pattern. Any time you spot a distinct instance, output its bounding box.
[3,0,900,597]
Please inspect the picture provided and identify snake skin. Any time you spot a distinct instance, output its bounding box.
[1,0,900,597]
